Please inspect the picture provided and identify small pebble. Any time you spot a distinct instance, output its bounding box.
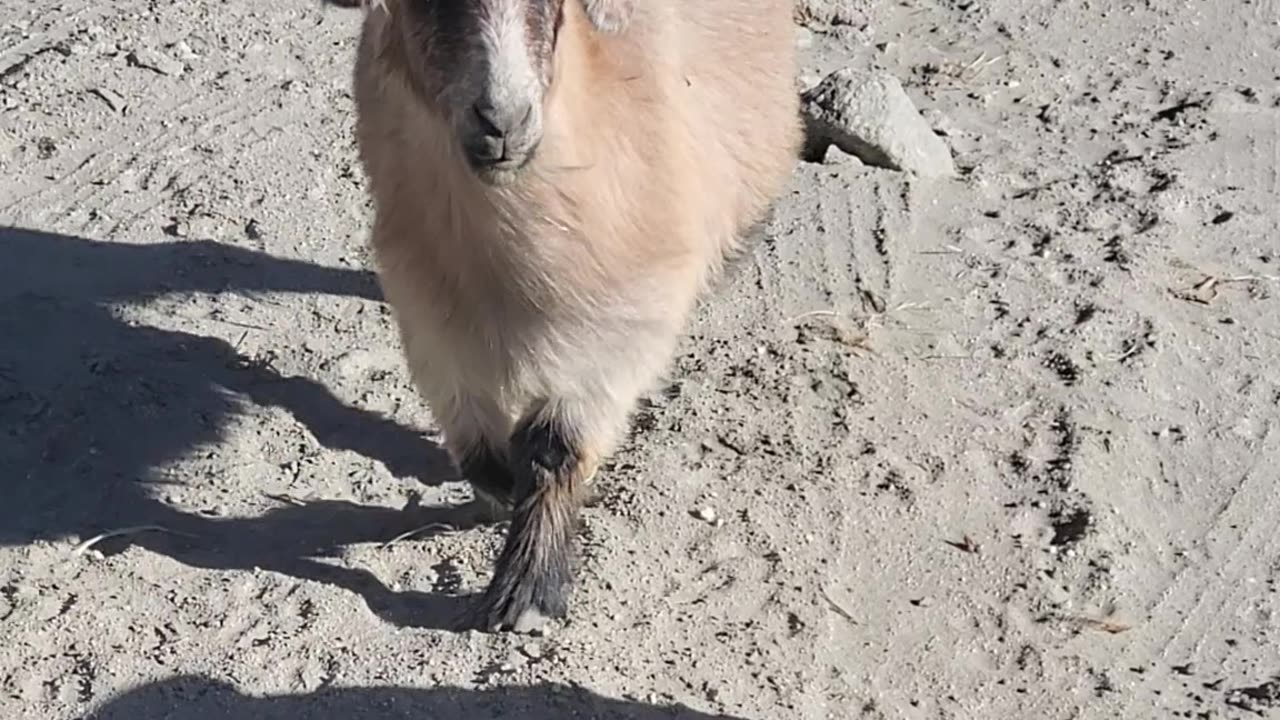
[171,40,198,61]
[128,47,183,76]
[694,506,717,524]
[921,108,960,138]
[519,642,544,660]
[186,215,221,239]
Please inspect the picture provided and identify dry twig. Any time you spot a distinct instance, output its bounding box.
[72,525,196,556]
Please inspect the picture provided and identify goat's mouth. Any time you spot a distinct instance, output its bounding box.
[465,147,538,187]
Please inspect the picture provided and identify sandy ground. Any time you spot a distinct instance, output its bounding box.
[2,0,1279,718]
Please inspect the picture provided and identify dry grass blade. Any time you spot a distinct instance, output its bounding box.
[1067,614,1132,634]
[1172,275,1220,305]
[787,310,878,356]
[918,245,964,255]
[72,525,196,556]
[1099,342,1144,364]
[924,51,1006,89]
[1173,273,1280,305]
[380,523,458,549]
[944,534,981,554]
[891,301,935,312]
[963,50,989,72]
[820,587,858,625]
[787,310,839,323]
[263,492,310,506]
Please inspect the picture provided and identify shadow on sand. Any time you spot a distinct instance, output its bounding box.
[85,675,750,720]
[0,226,484,629]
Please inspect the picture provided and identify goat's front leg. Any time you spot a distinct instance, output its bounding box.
[454,440,517,523]
[415,383,516,524]
[468,399,613,633]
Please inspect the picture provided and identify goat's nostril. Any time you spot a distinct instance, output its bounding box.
[473,100,536,140]
[473,103,506,138]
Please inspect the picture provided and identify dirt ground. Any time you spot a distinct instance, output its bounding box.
[2,1,1279,718]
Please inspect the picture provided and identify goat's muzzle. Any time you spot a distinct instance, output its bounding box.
[461,97,543,186]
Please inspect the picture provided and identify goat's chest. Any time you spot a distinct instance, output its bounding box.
[373,176,693,405]
[383,216,611,373]
[445,224,594,327]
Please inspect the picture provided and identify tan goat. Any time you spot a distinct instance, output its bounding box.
[333,0,801,632]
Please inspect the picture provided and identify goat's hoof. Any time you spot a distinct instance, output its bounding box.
[468,598,560,634]
[466,583,566,634]
[509,607,551,634]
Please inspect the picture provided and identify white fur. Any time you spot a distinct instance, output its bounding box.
[480,1,540,110]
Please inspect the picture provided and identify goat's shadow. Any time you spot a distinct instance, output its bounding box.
[87,675,750,719]
[0,226,484,630]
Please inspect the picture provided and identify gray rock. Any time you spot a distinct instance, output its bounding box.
[127,47,183,76]
[801,69,957,178]
[820,145,864,166]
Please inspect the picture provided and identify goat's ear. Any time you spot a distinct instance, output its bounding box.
[580,0,633,33]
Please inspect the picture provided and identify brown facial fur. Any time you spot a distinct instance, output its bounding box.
[346,0,802,631]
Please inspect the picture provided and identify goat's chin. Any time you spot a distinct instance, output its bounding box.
[473,165,524,187]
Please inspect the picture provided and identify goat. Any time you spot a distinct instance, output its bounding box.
[332,0,802,632]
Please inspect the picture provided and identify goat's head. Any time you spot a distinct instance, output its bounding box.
[363,0,632,186]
